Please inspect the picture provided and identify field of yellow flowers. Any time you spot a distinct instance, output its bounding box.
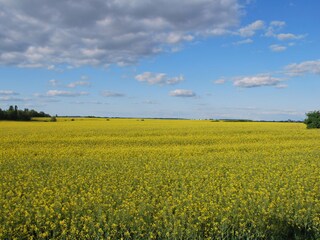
[0,119,319,239]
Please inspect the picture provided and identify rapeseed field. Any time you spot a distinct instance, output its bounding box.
[0,119,319,239]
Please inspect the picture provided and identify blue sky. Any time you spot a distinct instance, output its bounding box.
[0,0,319,120]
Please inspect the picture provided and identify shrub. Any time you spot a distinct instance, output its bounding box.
[304,111,320,129]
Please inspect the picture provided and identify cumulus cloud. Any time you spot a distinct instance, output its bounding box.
[101,91,125,97]
[46,90,89,97]
[67,81,91,88]
[238,20,264,37]
[0,0,241,68]
[285,60,320,76]
[169,89,196,97]
[269,44,287,52]
[0,90,19,95]
[135,72,184,85]
[233,74,283,88]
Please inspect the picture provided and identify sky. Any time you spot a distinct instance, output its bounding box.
[0,0,319,120]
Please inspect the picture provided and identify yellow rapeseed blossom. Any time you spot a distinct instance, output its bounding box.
[0,119,319,239]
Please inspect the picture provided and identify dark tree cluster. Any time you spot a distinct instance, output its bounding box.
[304,111,320,129]
[0,105,50,121]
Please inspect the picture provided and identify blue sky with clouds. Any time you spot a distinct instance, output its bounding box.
[0,0,319,120]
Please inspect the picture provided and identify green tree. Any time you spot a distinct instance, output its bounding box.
[304,111,320,129]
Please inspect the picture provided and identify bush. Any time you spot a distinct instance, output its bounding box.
[50,116,57,122]
[304,111,320,129]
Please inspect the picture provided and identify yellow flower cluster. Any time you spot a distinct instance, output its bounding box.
[0,119,319,239]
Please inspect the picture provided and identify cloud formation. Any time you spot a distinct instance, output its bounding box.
[285,60,320,76]
[233,74,283,88]
[49,79,59,86]
[135,72,184,85]
[269,44,287,52]
[0,0,241,68]
[46,90,89,97]
[0,96,29,101]
[238,20,264,37]
[276,33,304,41]
[233,38,253,45]
[0,90,19,95]
[101,91,125,97]
[265,21,305,41]
[67,81,91,88]
[169,89,196,97]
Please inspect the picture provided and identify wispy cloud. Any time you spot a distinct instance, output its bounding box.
[238,20,265,37]
[285,60,320,76]
[233,38,253,45]
[0,96,30,102]
[101,91,125,97]
[169,89,196,97]
[233,74,283,88]
[46,90,89,97]
[71,101,105,105]
[269,44,287,52]
[135,72,184,86]
[265,21,305,41]
[67,81,91,88]
[143,100,157,104]
[0,90,19,95]
[276,33,305,41]
[49,79,59,87]
[214,79,226,84]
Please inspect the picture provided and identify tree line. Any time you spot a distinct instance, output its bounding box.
[0,105,50,121]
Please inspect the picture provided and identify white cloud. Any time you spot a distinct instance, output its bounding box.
[265,21,305,41]
[0,90,19,95]
[214,79,226,84]
[169,89,196,97]
[265,21,286,37]
[270,21,286,27]
[0,0,241,68]
[238,20,264,37]
[135,72,184,85]
[233,38,253,45]
[67,81,91,88]
[46,90,89,97]
[101,91,125,97]
[276,33,305,41]
[233,74,283,88]
[285,60,320,76]
[269,44,287,52]
[0,96,29,101]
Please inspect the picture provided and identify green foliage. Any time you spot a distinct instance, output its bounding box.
[0,105,51,121]
[304,111,320,129]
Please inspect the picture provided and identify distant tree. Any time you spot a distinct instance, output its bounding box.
[304,111,320,129]
[0,106,50,121]
[0,108,4,119]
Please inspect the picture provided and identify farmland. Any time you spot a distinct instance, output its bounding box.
[0,119,319,239]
